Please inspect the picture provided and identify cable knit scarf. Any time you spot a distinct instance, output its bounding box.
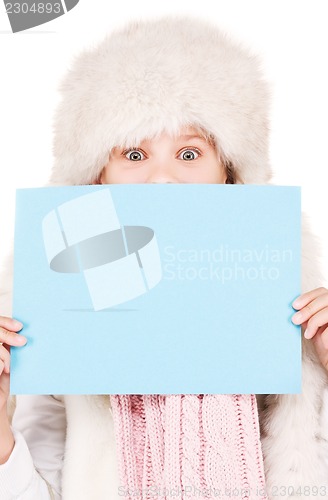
[110,394,268,499]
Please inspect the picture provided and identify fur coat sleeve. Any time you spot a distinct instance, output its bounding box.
[258,215,328,495]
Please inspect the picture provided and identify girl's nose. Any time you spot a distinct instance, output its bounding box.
[146,164,178,184]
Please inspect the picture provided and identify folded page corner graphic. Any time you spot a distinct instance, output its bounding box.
[42,188,162,310]
[4,0,80,33]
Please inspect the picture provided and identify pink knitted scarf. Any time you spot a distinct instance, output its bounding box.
[110,394,268,499]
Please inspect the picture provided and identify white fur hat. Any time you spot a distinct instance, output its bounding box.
[50,16,273,186]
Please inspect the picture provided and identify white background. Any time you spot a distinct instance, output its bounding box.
[0,0,327,284]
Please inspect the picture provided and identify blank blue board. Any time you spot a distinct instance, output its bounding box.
[11,184,301,395]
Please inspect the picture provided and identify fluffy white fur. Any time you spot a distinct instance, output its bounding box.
[2,15,328,499]
[50,15,271,187]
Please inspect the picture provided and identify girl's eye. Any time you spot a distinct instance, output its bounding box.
[124,149,145,161]
[178,148,201,161]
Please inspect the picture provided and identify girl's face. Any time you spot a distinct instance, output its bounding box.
[100,126,227,184]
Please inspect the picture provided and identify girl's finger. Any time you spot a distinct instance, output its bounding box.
[292,293,328,325]
[292,287,328,310]
[0,327,27,346]
[303,307,328,339]
[0,345,10,373]
[311,326,328,370]
[0,316,23,332]
[318,326,328,350]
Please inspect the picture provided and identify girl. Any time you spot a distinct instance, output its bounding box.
[1,16,328,500]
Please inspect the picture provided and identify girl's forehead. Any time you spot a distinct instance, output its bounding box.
[176,124,202,135]
[171,124,206,139]
[140,125,210,144]
[144,130,207,143]
[111,124,215,153]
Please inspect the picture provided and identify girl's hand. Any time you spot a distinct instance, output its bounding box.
[0,316,27,413]
[292,287,328,371]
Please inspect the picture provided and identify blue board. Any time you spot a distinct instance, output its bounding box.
[11,184,301,394]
